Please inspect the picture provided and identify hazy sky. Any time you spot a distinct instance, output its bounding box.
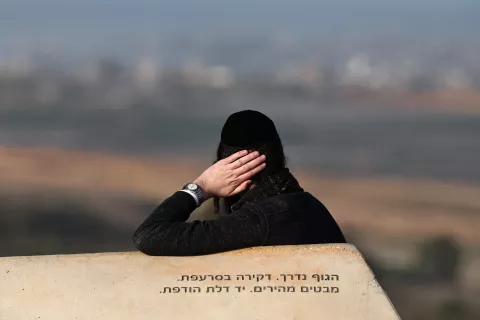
[0,0,478,58]
[2,0,478,31]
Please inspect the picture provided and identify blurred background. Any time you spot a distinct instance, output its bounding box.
[1,0,480,319]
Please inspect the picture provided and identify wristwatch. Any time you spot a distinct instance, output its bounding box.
[182,183,204,207]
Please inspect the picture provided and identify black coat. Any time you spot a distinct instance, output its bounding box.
[133,168,346,256]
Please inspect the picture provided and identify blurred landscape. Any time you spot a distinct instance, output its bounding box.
[1,1,480,319]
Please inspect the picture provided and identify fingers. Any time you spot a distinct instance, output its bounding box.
[228,151,262,169]
[231,180,252,195]
[237,162,266,181]
[233,154,266,175]
[223,150,249,164]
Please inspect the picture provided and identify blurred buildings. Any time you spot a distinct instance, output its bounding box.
[1,31,480,112]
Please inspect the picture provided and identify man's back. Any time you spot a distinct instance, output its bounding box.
[133,189,345,257]
[134,166,346,257]
[235,192,346,246]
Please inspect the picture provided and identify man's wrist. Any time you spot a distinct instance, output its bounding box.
[193,178,212,201]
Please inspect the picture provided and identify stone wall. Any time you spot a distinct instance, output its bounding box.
[0,244,400,319]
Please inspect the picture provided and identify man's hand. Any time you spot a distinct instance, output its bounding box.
[194,150,266,200]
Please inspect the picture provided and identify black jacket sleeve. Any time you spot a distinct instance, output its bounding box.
[132,191,268,256]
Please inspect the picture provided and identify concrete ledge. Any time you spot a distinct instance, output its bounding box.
[0,244,400,319]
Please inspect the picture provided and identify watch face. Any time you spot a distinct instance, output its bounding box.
[187,183,198,191]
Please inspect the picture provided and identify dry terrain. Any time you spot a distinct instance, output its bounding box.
[1,145,479,244]
[343,90,480,114]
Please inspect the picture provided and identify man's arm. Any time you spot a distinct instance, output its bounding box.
[132,191,267,256]
[133,150,267,256]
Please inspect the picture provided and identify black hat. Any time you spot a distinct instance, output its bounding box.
[221,110,279,147]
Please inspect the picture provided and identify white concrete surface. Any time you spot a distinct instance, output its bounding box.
[0,244,400,319]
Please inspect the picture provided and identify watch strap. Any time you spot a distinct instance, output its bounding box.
[180,189,200,206]
[182,183,204,207]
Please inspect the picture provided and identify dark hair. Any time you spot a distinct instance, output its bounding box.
[212,134,287,214]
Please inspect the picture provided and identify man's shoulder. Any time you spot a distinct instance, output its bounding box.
[275,191,320,202]
[256,191,324,211]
